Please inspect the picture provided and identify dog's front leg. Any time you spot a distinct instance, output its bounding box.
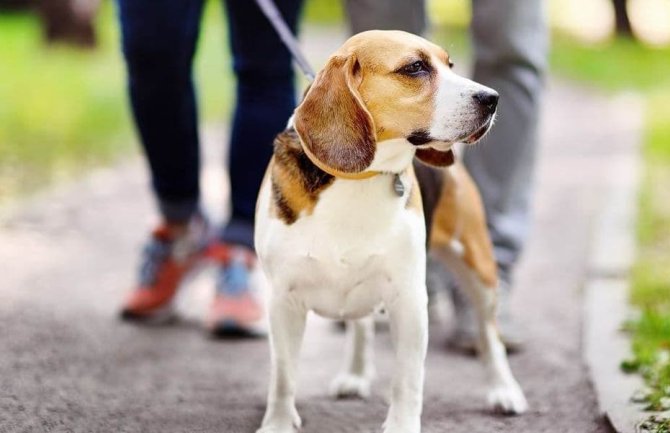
[383,287,428,433]
[329,317,375,399]
[257,295,306,433]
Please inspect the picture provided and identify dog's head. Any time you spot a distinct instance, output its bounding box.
[294,30,498,176]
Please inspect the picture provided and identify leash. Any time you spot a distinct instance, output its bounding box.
[254,0,316,81]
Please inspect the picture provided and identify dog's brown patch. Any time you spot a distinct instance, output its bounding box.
[429,164,498,287]
[269,129,335,225]
[405,167,423,213]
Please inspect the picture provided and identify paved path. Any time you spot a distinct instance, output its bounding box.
[0,30,642,433]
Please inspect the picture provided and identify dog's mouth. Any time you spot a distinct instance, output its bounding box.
[410,114,496,151]
[461,114,495,145]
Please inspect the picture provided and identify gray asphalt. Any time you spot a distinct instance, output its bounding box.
[0,30,641,433]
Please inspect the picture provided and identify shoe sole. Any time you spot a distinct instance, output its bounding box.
[120,304,177,326]
[208,319,267,339]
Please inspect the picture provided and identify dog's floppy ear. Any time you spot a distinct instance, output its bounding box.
[294,55,376,174]
[415,148,456,167]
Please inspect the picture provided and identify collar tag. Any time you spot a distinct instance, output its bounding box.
[393,174,405,197]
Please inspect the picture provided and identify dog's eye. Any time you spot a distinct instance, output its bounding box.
[448,60,454,68]
[400,60,428,76]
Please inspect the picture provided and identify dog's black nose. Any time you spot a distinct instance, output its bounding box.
[473,91,499,112]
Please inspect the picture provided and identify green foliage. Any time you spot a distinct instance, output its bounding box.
[627,159,670,421]
[303,0,344,25]
[0,7,129,197]
[640,415,670,433]
[551,34,670,92]
[431,24,469,59]
[0,0,233,201]
[646,91,670,161]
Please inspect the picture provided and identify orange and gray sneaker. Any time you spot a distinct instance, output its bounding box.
[206,244,267,337]
[120,215,210,324]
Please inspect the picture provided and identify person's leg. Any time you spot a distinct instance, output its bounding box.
[207,0,304,336]
[117,0,208,321]
[221,0,304,249]
[450,0,548,350]
[344,0,426,35]
[465,0,548,278]
[118,0,205,223]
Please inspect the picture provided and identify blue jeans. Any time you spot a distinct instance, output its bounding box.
[117,0,304,249]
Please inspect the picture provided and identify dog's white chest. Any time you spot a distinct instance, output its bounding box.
[256,173,425,319]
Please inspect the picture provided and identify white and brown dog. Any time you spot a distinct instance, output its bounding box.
[254,30,527,433]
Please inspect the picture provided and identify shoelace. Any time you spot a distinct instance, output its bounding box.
[216,252,251,297]
[138,239,172,286]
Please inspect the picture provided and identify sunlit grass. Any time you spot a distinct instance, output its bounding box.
[0,6,129,197]
[551,34,670,92]
[0,0,233,201]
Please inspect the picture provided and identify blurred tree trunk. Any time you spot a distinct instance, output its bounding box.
[611,0,635,38]
[39,0,100,48]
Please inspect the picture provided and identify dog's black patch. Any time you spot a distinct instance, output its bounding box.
[407,130,433,146]
[274,129,334,195]
[270,129,335,225]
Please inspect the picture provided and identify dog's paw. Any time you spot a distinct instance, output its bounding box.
[329,373,372,399]
[487,381,528,415]
[382,419,420,433]
[256,428,297,433]
[257,407,301,433]
[256,419,300,433]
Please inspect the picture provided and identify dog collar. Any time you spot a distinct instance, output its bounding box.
[301,140,407,198]
[300,141,381,180]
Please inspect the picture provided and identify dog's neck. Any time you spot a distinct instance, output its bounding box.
[367,138,416,175]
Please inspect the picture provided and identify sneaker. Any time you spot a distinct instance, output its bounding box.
[447,279,525,354]
[206,243,267,337]
[120,214,210,323]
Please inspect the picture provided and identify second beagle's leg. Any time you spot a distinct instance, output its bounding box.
[383,285,428,433]
[257,295,306,433]
[436,248,528,414]
[329,316,376,399]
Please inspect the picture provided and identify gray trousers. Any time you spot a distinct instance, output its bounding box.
[345,0,548,282]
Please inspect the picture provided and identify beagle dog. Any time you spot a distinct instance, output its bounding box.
[254,30,527,433]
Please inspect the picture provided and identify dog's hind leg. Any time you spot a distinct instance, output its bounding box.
[329,316,375,399]
[430,165,527,414]
[257,295,307,433]
[435,247,528,415]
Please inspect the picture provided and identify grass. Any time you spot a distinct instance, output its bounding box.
[551,32,670,429]
[0,0,234,202]
[0,5,130,198]
[551,36,670,92]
